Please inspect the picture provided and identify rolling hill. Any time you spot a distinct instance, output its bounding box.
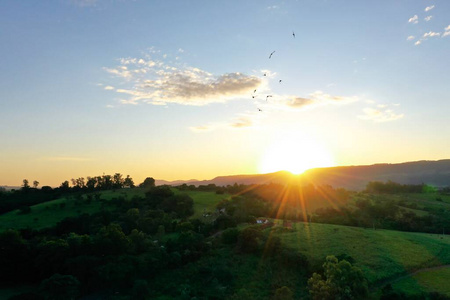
[157,159,450,191]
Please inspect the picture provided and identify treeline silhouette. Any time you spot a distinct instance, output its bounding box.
[365,180,432,194]
[0,173,136,215]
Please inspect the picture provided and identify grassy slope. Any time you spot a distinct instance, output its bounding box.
[275,222,450,284]
[392,266,450,296]
[175,190,230,220]
[0,188,228,231]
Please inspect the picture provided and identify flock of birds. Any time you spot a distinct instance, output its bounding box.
[254,31,296,112]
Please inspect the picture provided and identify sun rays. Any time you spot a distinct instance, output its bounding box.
[259,133,335,175]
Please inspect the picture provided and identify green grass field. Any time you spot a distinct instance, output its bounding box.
[0,188,228,231]
[173,190,230,220]
[270,222,450,284]
[392,266,450,296]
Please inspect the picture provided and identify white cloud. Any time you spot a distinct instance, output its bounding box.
[104,53,262,106]
[103,67,132,79]
[104,86,115,90]
[425,5,435,12]
[424,16,433,22]
[267,5,279,10]
[407,35,415,41]
[423,31,441,38]
[408,15,419,24]
[415,40,422,46]
[359,103,404,123]
[443,25,450,37]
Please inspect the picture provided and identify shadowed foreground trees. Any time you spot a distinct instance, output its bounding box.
[308,255,368,300]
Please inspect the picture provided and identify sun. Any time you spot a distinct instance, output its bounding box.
[259,135,334,174]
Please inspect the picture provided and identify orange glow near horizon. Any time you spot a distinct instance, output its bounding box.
[259,134,335,175]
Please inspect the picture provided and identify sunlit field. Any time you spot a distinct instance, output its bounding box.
[275,222,450,283]
[392,266,450,296]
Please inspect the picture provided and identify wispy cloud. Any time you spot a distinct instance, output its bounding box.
[104,85,115,90]
[408,15,419,24]
[42,156,93,162]
[229,115,254,128]
[423,31,440,38]
[269,91,359,112]
[425,5,435,12]
[190,112,261,132]
[103,53,262,106]
[267,5,279,10]
[359,103,404,123]
[103,67,132,79]
[424,16,433,22]
[414,31,442,45]
[407,35,415,41]
[443,25,450,37]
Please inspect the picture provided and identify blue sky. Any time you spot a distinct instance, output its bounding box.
[0,0,449,186]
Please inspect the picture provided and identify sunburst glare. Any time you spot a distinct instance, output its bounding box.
[259,134,335,174]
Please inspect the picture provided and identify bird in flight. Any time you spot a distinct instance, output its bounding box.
[263,73,267,76]
[293,31,295,38]
[254,89,257,93]
[252,95,257,99]
[279,80,282,83]
[266,95,272,101]
[269,51,275,59]
[258,108,262,112]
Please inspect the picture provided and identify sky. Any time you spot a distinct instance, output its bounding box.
[0,0,449,187]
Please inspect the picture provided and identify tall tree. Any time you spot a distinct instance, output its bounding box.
[22,179,30,190]
[33,180,39,189]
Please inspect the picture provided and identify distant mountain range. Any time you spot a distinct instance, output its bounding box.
[0,186,21,191]
[156,159,450,191]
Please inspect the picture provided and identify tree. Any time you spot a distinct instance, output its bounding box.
[0,230,33,283]
[40,273,80,300]
[274,286,294,300]
[59,180,70,192]
[22,179,30,190]
[86,176,97,190]
[307,255,368,300]
[71,178,85,189]
[102,174,113,190]
[237,227,263,253]
[95,223,130,255]
[124,175,135,188]
[140,177,155,188]
[33,180,39,189]
[113,173,124,189]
